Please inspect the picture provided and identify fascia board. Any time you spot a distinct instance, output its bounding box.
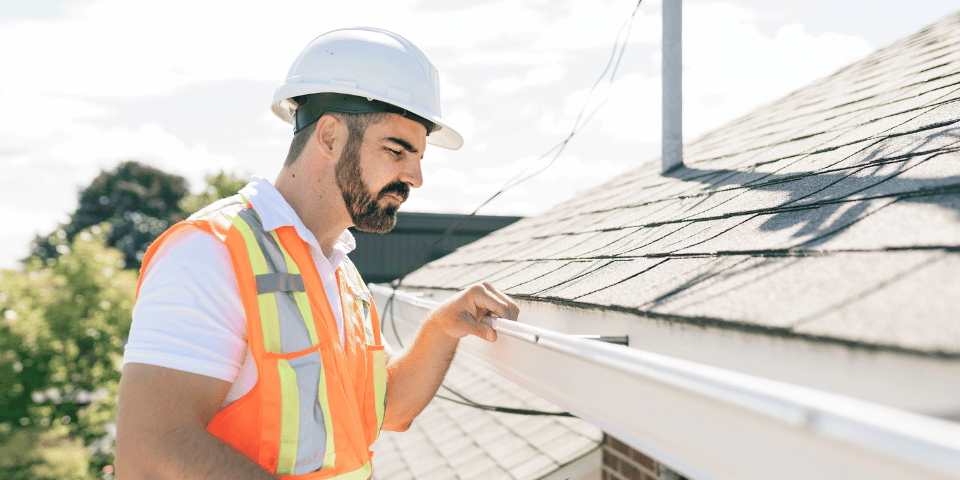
[402,290,960,416]
[512,298,960,416]
[371,284,960,480]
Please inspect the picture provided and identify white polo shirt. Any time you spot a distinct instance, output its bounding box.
[124,176,354,406]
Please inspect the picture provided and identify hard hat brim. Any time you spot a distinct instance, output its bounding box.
[272,83,464,150]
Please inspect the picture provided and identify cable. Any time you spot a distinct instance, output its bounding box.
[390,0,643,289]
[383,0,644,417]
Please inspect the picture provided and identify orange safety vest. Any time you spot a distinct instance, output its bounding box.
[137,196,387,479]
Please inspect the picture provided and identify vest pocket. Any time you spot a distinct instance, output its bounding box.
[269,343,335,475]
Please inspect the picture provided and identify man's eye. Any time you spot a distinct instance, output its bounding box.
[386,148,402,156]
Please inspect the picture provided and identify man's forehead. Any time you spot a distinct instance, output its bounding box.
[370,113,427,152]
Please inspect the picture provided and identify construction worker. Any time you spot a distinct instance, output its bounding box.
[115,28,519,479]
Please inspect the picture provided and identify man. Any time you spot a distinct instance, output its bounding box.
[116,28,518,479]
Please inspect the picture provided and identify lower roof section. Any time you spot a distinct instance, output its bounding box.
[370,286,601,480]
[371,284,960,480]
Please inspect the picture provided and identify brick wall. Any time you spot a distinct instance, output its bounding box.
[601,435,688,480]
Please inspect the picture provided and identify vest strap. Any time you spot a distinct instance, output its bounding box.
[256,273,306,294]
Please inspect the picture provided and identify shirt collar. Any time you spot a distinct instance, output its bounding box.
[238,175,356,266]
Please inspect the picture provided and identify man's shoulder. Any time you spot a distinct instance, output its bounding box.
[187,195,247,232]
[167,193,275,245]
[145,227,233,275]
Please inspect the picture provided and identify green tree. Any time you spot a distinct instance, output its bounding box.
[179,171,248,215]
[32,164,248,271]
[1,225,136,479]
[4,166,248,477]
[30,161,190,270]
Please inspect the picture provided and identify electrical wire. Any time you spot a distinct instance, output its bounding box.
[437,385,574,417]
[383,0,643,417]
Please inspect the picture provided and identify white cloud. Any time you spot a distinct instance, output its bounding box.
[442,108,476,144]
[0,207,60,269]
[0,92,110,136]
[533,0,662,49]
[0,0,891,269]
[527,63,565,86]
[47,123,237,189]
[457,50,562,68]
[538,155,630,183]
[439,74,467,100]
[554,71,661,142]
[424,168,471,187]
[486,63,566,95]
[475,155,536,181]
[681,2,872,138]
[544,1,873,145]
[486,76,524,95]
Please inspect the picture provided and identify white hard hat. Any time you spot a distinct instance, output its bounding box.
[272,27,463,150]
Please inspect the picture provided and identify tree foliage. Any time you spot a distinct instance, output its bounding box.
[1,225,136,479]
[178,170,248,215]
[31,162,248,271]
[7,164,248,477]
[30,161,190,270]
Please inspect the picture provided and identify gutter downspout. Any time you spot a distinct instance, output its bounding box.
[662,0,683,173]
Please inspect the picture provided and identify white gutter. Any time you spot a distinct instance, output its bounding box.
[662,0,683,172]
[371,285,960,480]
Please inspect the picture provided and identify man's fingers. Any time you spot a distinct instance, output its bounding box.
[478,322,496,342]
[437,282,518,342]
[453,311,497,342]
[469,283,518,321]
[482,282,519,320]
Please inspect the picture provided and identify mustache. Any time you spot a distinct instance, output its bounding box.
[377,181,410,202]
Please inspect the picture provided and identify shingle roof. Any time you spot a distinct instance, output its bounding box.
[403,11,960,356]
[371,352,602,479]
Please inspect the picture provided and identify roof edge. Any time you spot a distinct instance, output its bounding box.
[387,285,960,415]
[397,285,960,359]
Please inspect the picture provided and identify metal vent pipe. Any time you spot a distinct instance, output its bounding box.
[662,0,683,172]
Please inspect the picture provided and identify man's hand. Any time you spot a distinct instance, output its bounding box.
[429,282,520,342]
[381,282,519,431]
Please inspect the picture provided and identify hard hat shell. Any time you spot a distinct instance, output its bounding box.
[272,27,463,150]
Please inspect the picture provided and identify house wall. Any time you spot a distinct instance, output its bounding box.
[602,435,688,480]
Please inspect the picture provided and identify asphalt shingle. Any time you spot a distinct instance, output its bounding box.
[371,350,602,480]
[403,11,960,356]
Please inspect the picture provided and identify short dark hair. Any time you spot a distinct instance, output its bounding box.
[284,119,317,166]
[284,111,386,167]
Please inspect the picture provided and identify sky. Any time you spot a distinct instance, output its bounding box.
[1,0,958,269]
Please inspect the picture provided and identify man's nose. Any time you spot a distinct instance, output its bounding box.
[401,157,423,189]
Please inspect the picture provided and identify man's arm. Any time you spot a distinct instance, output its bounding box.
[380,282,519,431]
[115,363,278,480]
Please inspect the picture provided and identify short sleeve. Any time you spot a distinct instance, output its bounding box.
[124,228,247,382]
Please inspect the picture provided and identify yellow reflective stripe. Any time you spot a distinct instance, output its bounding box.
[269,230,319,346]
[293,291,318,343]
[317,358,336,469]
[257,293,282,354]
[232,216,281,353]
[372,349,387,436]
[276,359,300,476]
[336,461,373,480]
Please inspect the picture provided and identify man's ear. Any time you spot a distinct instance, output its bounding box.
[314,114,345,160]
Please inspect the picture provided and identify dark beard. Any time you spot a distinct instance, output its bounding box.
[335,135,409,233]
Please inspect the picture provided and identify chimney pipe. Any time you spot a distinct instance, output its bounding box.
[662,0,683,172]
